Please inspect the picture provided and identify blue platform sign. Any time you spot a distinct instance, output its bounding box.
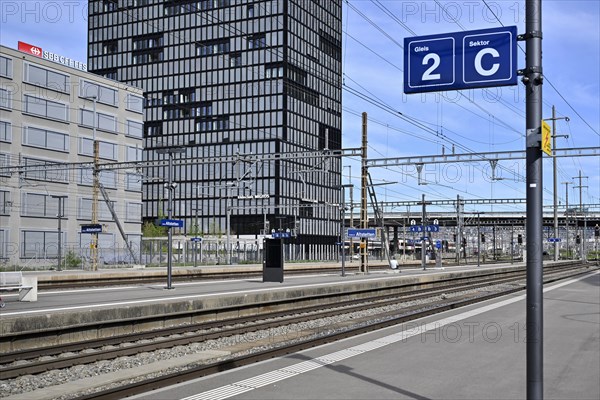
[191,237,202,242]
[409,225,423,233]
[347,228,377,238]
[81,224,102,233]
[272,231,291,239]
[404,26,517,93]
[547,238,562,243]
[426,225,440,232]
[158,219,184,228]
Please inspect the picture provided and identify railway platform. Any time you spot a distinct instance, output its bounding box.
[0,260,590,345]
[131,271,599,400]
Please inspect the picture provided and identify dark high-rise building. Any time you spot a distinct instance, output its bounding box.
[88,0,342,259]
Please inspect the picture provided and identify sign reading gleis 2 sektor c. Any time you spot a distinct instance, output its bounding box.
[404,26,518,93]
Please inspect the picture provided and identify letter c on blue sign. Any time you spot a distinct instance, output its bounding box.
[475,48,500,76]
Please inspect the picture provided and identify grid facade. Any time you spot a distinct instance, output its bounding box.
[0,45,143,266]
[88,0,342,255]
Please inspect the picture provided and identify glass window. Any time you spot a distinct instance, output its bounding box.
[80,109,117,133]
[126,94,144,113]
[99,170,117,188]
[23,126,69,152]
[125,173,142,191]
[23,95,68,122]
[98,112,117,132]
[22,230,61,258]
[21,192,60,217]
[78,167,94,186]
[24,63,69,93]
[78,198,91,219]
[196,39,230,56]
[127,146,142,161]
[126,120,143,138]
[125,203,142,222]
[79,80,118,106]
[102,40,118,54]
[79,137,118,160]
[0,56,12,78]
[0,88,12,110]
[22,158,69,182]
[0,121,11,142]
[78,198,114,221]
[80,108,95,127]
[229,53,242,67]
[0,153,10,177]
[0,191,9,214]
[248,34,266,49]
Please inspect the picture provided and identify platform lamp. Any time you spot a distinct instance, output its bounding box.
[157,145,186,290]
[51,195,67,271]
[543,106,569,261]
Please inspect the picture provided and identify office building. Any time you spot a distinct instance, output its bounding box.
[0,44,144,267]
[88,0,343,259]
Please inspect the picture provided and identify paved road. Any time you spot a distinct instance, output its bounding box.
[132,271,600,400]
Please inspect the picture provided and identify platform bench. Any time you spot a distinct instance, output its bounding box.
[0,272,38,302]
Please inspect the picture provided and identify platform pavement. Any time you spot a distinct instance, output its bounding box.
[0,260,536,338]
[1,260,592,348]
[17,258,431,280]
[132,271,600,400]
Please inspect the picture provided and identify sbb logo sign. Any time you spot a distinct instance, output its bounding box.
[404,26,517,94]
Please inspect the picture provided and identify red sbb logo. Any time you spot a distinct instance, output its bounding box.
[18,41,42,58]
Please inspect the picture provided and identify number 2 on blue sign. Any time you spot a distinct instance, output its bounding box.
[422,53,441,81]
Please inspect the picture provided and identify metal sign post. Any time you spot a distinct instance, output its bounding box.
[521,0,544,397]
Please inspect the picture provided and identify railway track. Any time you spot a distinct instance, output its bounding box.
[0,262,592,400]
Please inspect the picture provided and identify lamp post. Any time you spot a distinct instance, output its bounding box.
[475,212,483,267]
[573,170,588,261]
[225,183,234,265]
[562,181,572,259]
[419,194,431,270]
[191,206,200,268]
[338,184,353,277]
[82,95,98,270]
[51,195,67,271]
[157,146,185,290]
[543,106,569,260]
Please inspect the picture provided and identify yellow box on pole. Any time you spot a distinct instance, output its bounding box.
[541,120,552,156]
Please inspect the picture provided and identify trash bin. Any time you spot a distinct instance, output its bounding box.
[390,258,398,269]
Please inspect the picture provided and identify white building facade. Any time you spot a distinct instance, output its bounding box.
[0,44,144,268]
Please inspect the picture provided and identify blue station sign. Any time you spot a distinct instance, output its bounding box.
[404,26,517,93]
[158,219,184,228]
[81,224,102,233]
[347,228,377,238]
[272,231,291,239]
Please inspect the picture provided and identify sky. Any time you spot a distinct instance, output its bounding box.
[1,0,598,216]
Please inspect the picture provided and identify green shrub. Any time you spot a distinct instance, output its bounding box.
[65,251,82,269]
